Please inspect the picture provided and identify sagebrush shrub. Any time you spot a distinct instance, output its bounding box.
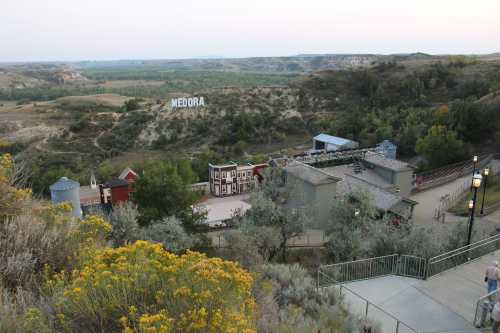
[47,241,256,333]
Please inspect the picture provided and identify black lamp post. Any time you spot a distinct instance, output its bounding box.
[480,167,490,215]
[467,172,482,246]
[471,155,478,191]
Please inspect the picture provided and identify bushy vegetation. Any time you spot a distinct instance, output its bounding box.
[0,154,365,332]
[0,71,298,101]
[322,192,483,262]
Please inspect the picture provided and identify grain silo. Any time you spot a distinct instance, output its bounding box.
[49,177,82,218]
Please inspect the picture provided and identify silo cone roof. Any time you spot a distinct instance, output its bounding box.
[50,177,80,191]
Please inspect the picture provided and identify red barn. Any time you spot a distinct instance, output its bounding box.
[119,167,138,183]
[104,179,130,205]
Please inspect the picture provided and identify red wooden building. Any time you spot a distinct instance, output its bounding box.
[104,178,131,205]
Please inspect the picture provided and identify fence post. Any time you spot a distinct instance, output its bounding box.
[365,301,369,316]
[396,321,400,333]
[316,269,320,290]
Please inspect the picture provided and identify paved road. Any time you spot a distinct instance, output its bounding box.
[342,250,500,333]
[410,159,500,226]
[410,174,471,225]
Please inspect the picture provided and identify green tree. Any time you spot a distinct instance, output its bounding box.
[322,191,377,262]
[124,98,140,111]
[416,125,466,168]
[133,161,198,226]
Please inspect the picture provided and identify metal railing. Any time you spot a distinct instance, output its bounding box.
[318,254,427,287]
[473,288,500,327]
[339,285,420,333]
[317,271,419,332]
[318,254,398,286]
[426,233,500,278]
[397,255,427,279]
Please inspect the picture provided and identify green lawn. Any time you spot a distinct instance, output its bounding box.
[449,175,500,216]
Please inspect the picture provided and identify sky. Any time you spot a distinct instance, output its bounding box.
[1,0,499,62]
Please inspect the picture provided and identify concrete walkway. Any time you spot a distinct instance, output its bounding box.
[410,174,471,225]
[342,250,500,332]
[410,159,500,226]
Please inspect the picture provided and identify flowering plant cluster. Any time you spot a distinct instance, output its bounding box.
[0,153,31,218]
[49,240,256,333]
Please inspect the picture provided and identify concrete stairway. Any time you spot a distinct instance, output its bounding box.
[343,251,500,332]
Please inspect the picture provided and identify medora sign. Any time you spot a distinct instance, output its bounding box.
[171,96,205,109]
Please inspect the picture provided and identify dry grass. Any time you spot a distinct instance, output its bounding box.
[55,94,130,108]
[94,80,165,88]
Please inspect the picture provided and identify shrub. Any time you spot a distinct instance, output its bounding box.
[108,202,141,246]
[48,241,256,333]
[253,264,354,333]
[141,216,194,253]
[0,154,31,219]
[0,207,110,291]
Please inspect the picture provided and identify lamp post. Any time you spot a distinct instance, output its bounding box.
[480,167,490,215]
[471,155,478,191]
[467,172,482,247]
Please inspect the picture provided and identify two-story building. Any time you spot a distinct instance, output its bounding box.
[208,163,267,197]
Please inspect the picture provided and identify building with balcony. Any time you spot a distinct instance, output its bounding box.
[208,162,267,197]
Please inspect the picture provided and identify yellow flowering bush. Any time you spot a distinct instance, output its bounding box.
[0,153,31,219]
[50,241,256,333]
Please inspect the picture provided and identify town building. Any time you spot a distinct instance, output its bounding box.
[78,167,138,209]
[119,167,138,183]
[284,159,417,223]
[208,162,267,197]
[103,178,130,205]
[313,133,359,152]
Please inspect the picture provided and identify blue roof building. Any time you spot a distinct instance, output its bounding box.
[313,134,359,152]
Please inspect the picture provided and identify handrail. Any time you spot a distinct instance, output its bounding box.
[429,234,500,262]
[317,271,419,333]
[337,281,420,333]
[320,254,398,269]
[319,254,398,284]
[473,288,500,327]
[427,234,500,277]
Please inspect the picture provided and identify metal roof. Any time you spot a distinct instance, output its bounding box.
[49,177,80,191]
[119,167,137,180]
[364,151,412,171]
[313,134,355,147]
[337,175,402,211]
[285,160,341,186]
[104,178,129,188]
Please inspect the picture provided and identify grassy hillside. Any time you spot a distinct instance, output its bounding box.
[1,55,500,195]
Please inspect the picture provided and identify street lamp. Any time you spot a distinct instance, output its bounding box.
[480,167,490,215]
[471,155,478,191]
[467,172,482,246]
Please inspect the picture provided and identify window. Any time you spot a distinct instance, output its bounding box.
[215,171,219,179]
[237,172,241,178]
[247,171,252,177]
[232,183,236,191]
[222,171,226,178]
[222,186,226,193]
[231,170,236,178]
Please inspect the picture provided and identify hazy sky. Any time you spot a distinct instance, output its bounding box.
[1,0,499,62]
